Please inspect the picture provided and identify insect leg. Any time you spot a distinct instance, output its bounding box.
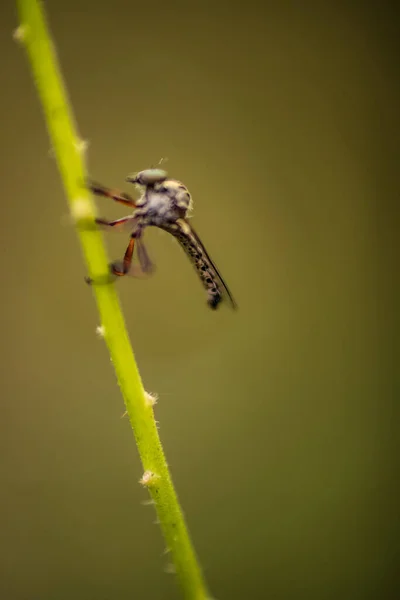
[85,226,137,285]
[110,235,136,276]
[95,216,135,229]
[88,180,137,208]
[136,237,155,274]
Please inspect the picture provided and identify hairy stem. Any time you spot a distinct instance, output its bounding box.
[15,2,209,598]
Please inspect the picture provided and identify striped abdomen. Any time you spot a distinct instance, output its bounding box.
[161,219,236,310]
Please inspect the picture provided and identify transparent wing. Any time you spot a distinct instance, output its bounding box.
[136,237,155,275]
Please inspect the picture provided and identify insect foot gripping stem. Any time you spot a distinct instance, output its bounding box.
[84,267,116,285]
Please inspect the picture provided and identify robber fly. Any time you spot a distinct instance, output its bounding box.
[87,168,236,310]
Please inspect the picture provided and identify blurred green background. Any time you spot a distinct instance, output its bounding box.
[0,1,397,599]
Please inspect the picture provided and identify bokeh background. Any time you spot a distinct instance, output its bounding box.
[0,1,398,599]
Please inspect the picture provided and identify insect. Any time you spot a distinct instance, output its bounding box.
[87,168,237,310]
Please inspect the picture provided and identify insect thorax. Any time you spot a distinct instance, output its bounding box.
[135,179,192,227]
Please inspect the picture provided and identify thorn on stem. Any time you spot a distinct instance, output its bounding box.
[74,138,89,155]
[139,470,160,488]
[141,499,155,506]
[13,25,28,43]
[71,198,94,223]
[96,325,106,338]
[144,391,158,407]
[164,563,176,574]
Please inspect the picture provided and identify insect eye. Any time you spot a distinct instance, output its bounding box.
[126,168,168,185]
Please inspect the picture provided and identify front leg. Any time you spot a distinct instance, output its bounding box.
[95,216,135,229]
[88,180,137,208]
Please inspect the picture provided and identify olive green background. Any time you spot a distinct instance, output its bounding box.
[0,1,397,599]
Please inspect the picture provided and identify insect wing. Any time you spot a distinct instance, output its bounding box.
[136,237,155,275]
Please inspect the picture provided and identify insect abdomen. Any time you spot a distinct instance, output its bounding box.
[167,223,223,309]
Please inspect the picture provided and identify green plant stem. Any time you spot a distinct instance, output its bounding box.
[15,2,209,598]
